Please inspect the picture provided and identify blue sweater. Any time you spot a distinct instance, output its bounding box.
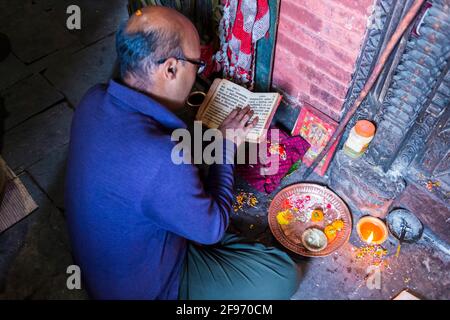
[65,80,235,299]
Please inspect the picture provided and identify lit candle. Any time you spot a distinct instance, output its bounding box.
[357,216,388,245]
[366,231,374,244]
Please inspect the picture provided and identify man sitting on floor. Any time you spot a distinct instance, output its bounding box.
[65,6,300,300]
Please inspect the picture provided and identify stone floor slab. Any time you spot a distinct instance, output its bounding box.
[0,172,88,299]
[0,1,33,25]
[1,74,64,130]
[44,35,117,107]
[0,54,30,91]
[2,103,73,172]
[290,234,450,300]
[36,0,128,46]
[27,144,68,210]
[0,7,80,63]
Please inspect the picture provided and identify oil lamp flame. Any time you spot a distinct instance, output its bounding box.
[367,231,374,244]
[357,217,388,245]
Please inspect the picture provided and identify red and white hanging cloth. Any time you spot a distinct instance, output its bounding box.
[216,0,270,87]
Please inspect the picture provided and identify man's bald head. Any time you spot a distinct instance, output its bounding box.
[116,6,199,83]
[126,6,190,35]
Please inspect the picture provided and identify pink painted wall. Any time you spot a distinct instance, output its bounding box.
[272,0,375,121]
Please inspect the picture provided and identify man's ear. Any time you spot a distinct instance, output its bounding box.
[162,57,178,80]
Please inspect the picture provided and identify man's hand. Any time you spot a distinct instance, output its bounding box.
[218,105,259,147]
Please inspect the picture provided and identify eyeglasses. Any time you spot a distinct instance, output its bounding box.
[157,57,206,75]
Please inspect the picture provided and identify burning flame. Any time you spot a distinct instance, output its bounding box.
[367,231,374,244]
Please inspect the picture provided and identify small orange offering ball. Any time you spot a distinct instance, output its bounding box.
[324,225,337,242]
[276,210,294,225]
[311,209,324,222]
[332,219,344,231]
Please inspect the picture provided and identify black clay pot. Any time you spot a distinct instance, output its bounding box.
[0,33,11,62]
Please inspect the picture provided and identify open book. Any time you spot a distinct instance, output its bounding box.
[196,78,282,143]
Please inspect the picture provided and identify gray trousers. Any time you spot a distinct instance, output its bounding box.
[179,233,300,300]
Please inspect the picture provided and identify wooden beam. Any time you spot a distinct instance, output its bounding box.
[254,0,281,92]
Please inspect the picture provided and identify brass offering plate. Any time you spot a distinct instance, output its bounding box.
[268,183,352,257]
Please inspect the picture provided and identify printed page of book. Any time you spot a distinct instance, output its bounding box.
[198,79,250,128]
[198,79,279,142]
[246,93,279,141]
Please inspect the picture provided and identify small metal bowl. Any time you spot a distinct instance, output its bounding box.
[301,228,328,252]
[186,91,206,108]
[387,209,423,243]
